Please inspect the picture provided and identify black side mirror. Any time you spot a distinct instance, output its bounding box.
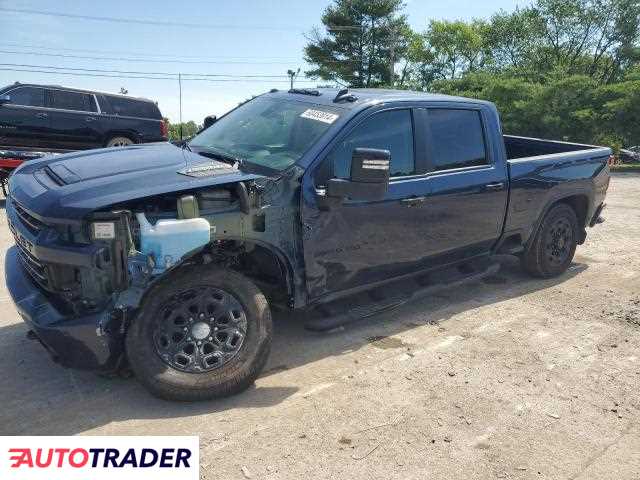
[0,94,11,105]
[326,148,390,201]
[203,115,217,129]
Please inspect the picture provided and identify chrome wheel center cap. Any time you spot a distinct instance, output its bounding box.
[191,322,211,340]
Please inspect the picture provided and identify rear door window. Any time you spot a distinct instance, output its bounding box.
[7,87,45,107]
[48,90,97,112]
[103,96,161,119]
[428,109,488,171]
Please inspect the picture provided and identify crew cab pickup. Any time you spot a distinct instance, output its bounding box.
[5,88,610,400]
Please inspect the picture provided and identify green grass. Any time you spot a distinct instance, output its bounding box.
[611,164,640,172]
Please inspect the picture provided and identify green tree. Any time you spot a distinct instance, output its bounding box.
[406,0,639,87]
[595,73,640,145]
[168,120,201,140]
[304,0,410,87]
[432,72,541,134]
[425,20,491,78]
[301,0,640,150]
[401,20,492,89]
[484,8,547,76]
[533,0,640,82]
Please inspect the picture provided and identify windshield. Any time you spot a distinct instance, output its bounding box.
[189,97,343,171]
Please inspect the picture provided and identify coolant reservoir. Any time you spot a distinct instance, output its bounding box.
[136,212,211,272]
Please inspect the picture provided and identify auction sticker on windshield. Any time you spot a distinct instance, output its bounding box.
[300,109,339,124]
[1,436,199,480]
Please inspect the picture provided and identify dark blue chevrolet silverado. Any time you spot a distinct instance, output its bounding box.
[5,88,610,400]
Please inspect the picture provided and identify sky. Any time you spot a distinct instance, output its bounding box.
[0,0,527,124]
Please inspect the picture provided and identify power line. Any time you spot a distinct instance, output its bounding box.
[0,49,296,65]
[0,42,302,61]
[1,7,363,33]
[0,49,354,66]
[0,67,319,83]
[0,63,294,79]
[0,7,306,31]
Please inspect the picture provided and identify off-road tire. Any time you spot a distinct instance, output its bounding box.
[520,203,579,278]
[126,265,272,401]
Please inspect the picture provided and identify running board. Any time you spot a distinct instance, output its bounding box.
[304,260,500,332]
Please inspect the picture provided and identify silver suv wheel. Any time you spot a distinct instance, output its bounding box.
[107,136,133,147]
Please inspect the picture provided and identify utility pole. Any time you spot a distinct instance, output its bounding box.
[178,73,183,141]
[287,68,300,90]
[389,24,396,87]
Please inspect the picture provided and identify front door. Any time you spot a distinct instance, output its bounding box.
[301,107,431,301]
[0,86,49,149]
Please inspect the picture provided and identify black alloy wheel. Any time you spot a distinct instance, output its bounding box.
[126,264,272,401]
[153,286,247,373]
[520,203,579,278]
[544,216,575,268]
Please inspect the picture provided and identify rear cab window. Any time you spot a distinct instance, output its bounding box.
[427,109,488,171]
[100,96,162,119]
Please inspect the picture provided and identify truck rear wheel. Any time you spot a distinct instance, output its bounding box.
[126,265,272,401]
[520,203,578,278]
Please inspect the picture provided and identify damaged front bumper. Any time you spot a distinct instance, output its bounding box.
[5,246,125,371]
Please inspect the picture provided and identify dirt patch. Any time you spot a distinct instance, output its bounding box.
[366,335,410,349]
[2,174,640,479]
[602,297,640,327]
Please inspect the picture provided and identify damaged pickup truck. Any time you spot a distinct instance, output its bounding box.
[5,88,610,400]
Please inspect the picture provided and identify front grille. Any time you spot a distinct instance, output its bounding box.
[8,221,49,288]
[8,199,51,289]
[11,199,46,235]
[17,244,49,286]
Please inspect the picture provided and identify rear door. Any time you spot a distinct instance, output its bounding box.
[417,105,508,263]
[102,95,163,142]
[45,89,103,149]
[0,86,49,149]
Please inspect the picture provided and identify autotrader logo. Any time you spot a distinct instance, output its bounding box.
[0,436,199,480]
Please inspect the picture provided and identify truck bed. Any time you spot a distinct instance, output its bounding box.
[504,135,608,160]
[502,135,611,249]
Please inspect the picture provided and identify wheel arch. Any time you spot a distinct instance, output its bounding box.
[528,193,590,250]
[137,240,298,311]
[103,130,140,146]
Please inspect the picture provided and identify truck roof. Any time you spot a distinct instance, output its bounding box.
[0,82,157,103]
[267,87,495,111]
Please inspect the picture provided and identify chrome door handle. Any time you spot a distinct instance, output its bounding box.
[485,182,504,191]
[86,116,97,122]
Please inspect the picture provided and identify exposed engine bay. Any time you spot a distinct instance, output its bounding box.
[71,169,303,339]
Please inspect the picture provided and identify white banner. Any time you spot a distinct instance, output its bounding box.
[0,436,199,480]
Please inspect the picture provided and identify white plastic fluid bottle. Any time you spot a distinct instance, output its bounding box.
[135,212,211,272]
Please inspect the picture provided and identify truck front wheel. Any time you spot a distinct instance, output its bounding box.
[521,203,579,278]
[126,265,272,401]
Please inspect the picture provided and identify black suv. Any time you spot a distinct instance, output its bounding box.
[0,83,168,151]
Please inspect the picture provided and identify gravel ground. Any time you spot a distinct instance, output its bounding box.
[0,173,639,480]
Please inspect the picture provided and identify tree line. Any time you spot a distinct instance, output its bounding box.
[304,0,640,150]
